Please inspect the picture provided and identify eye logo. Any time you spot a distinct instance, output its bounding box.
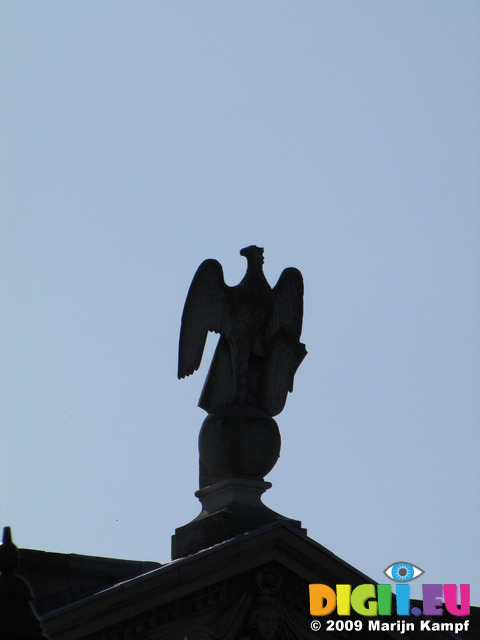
[384,561,424,582]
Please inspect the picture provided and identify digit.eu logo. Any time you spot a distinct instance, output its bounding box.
[309,561,470,618]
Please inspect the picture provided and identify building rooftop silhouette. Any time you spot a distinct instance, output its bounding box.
[2,248,477,638]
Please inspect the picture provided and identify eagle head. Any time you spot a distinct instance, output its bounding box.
[240,245,264,265]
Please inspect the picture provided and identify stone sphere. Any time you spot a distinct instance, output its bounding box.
[199,405,281,483]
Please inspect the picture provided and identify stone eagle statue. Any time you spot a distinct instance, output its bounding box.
[178,246,306,417]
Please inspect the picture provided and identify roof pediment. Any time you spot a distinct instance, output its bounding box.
[38,523,471,640]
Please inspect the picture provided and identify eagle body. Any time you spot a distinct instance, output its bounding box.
[178,246,306,417]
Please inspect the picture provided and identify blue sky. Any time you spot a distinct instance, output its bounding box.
[1,2,479,603]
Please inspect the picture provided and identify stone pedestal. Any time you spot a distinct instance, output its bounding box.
[172,475,303,560]
[171,404,304,559]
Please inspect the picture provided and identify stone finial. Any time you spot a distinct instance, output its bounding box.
[0,527,18,575]
[0,526,50,639]
[172,248,306,559]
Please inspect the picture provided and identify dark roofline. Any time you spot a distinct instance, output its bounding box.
[18,547,161,616]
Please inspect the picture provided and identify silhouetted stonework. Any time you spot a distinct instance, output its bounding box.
[173,248,307,559]
[0,527,50,640]
[17,550,160,617]
[178,246,306,418]
[8,247,477,639]
[21,524,476,640]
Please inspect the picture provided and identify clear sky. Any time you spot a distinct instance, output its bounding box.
[1,1,479,604]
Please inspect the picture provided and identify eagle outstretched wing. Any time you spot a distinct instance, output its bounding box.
[266,267,304,342]
[259,267,306,415]
[178,259,229,379]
